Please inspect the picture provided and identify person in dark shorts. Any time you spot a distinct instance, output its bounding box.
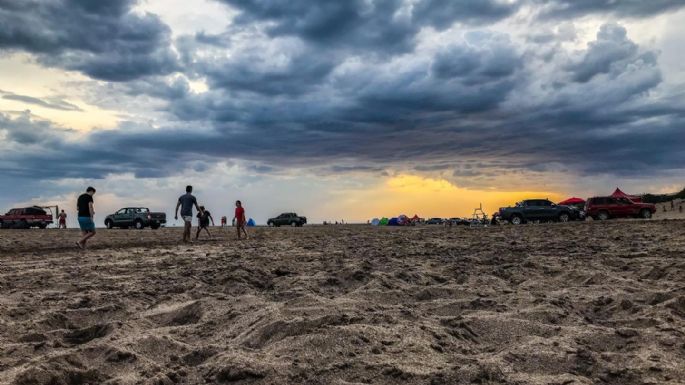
[234,200,248,239]
[175,185,200,243]
[76,187,96,249]
[195,206,215,240]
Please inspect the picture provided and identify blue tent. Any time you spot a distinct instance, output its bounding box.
[388,217,400,226]
[247,218,256,227]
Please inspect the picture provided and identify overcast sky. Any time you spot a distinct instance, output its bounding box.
[1,0,684,224]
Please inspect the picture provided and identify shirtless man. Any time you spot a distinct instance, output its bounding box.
[58,210,67,229]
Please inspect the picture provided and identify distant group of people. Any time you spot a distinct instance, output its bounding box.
[174,185,248,243]
[72,185,249,250]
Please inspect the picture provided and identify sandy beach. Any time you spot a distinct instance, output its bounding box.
[1,221,684,385]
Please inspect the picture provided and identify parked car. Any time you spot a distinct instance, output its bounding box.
[0,206,54,229]
[447,217,470,226]
[426,217,444,225]
[104,207,166,229]
[267,213,307,227]
[499,199,576,225]
[585,197,656,220]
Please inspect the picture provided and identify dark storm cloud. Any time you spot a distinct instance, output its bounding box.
[431,32,520,81]
[199,43,337,95]
[1,0,683,190]
[566,24,639,83]
[176,30,522,125]
[0,111,72,145]
[0,0,177,81]
[218,0,519,52]
[0,90,82,111]
[412,0,520,28]
[533,0,685,18]
[218,0,412,52]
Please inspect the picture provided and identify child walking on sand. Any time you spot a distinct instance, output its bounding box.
[196,206,214,240]
[234,200,248,239]
[58,210,67,229]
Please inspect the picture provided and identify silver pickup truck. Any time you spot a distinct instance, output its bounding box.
[104,207,166,229]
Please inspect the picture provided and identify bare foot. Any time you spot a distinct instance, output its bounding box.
[75,241,84,250]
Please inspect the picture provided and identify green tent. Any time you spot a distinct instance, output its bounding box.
[379,217,389,226]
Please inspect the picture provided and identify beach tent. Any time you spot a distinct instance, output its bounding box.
[411,214,420,221]
[379,217,389,226]
[559,197,585,205]
[371,218,380,226]
[388,217,400,226]
[247,218,256,227]
[611,188,642,202]
[397,215,410,225]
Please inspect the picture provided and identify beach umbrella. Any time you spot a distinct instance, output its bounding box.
[558,197,585,205]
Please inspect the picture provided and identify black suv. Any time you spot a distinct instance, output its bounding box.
[267,213,307,227]
[499,199,576,225]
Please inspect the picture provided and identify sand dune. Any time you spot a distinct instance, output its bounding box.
[0,221,684,384]
[654,199,685,220]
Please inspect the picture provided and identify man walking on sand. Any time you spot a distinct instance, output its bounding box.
[76,187,96,249]
[234,200,248,239]
[175,185,200,243]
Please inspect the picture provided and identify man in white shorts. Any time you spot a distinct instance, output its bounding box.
[175,185,200,243]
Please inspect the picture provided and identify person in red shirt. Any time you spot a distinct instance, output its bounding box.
[234,200,248,239]
[58,210,67,229]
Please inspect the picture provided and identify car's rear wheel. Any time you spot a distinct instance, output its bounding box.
[597,211,609,221]
[640,209,652,219]
[105,219,113,229]
[558,213,570,223]
[151,223,161,230]
[38,222,48,229]
[267,221,274,227]
[510,215,523,225]
[135,220,144,230]
[290,221,298,227]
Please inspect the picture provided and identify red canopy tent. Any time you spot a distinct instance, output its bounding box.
[611,188,642,202]
[559,197,585,205]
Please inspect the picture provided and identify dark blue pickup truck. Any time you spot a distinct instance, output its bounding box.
[499,199,578,225]
[104,207,166,229]
[267,213,307,227]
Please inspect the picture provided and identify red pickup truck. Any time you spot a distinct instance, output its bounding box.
[0,206,54,229]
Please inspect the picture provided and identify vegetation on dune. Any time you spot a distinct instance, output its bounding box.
[642,187,685,203]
